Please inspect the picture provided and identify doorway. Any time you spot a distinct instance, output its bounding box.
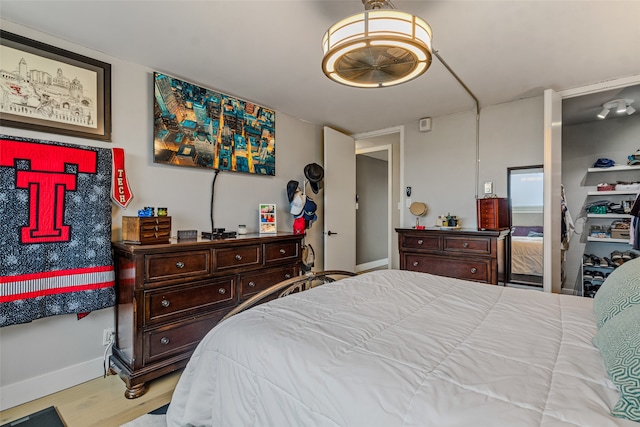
[355,147,391,272]
[508,165,544,286]
[353,126,403,270]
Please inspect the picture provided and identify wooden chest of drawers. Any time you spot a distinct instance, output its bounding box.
[476,198,510,231]
[396,228,508,285]
[111,232,302,398]
[122,216,172,244]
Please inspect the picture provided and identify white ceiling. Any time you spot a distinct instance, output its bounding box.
[2,1,639,134]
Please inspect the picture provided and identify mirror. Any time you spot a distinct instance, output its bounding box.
[507,165,544,286]
[409,202,428,228]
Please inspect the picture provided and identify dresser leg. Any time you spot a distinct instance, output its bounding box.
[124,383,147,399]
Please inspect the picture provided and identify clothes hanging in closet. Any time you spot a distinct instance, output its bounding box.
[629,191,640,250]
[561,185,575,251]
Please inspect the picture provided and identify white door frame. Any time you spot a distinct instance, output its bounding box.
[355,144,393,271]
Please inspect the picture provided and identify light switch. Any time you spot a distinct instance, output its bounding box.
[484,182,493,194]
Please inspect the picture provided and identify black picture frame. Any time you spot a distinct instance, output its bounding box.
[0,30,112,141]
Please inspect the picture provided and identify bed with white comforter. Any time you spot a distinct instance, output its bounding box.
[512,235,544,276]
[167,269,635,427]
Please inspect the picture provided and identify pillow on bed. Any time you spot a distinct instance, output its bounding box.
[593,257,640,328]
[592,304,640,422]
[527,231,543,237]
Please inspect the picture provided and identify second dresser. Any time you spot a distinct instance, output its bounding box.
[396,228,509,285]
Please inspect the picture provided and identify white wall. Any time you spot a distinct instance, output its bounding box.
[402,97,544,229]
[0,19,324,410]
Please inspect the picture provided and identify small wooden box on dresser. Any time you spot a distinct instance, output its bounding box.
[476,197,510,231]
[111,232,303,398]
[396,228,509,285]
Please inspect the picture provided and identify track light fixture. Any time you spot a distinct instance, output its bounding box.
[597,98,635,119]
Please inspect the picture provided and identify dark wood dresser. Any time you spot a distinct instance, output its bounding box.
[111,232,303,398]
[396,228,509,285]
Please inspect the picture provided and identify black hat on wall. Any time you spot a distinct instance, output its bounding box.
[287,180,299,202]
[304,163,324,194]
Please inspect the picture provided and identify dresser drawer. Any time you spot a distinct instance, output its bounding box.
[239,266,297,299]
[145,278,235,325]
[145,250,211,282]
[143,312,224,365]
[264,241,300,264]
[400,234,440,251]
[215,245,261,270]
[443,236,491,255]
[404,254,491,283]
[479,217,497,228]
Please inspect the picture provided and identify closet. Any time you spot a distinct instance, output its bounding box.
[561,84,640,296]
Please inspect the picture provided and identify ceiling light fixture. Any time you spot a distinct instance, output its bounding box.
[321,0,433,88]
[597,98,635,119]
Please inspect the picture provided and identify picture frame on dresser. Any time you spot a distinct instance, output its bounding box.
[259,203,276,233]
[0,30,112,141]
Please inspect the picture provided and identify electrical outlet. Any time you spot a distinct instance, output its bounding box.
[102,328,115,346]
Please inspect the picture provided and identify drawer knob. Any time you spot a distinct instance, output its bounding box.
[235,254,243,261]
[463,242,469,248]
[284,273,291,279]
[279,249,286,255]
[218,288,226,294]
[176,261,185,269]
[417,239,423,245]
[248,281,256,288]
[471,267,477,274]
[160,337,170,345]
[413,261,419,267]
[161,299,170,308]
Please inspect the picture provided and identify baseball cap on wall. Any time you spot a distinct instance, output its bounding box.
[290,190,305,216]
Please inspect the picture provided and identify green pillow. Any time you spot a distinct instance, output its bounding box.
[593,257,640,328]
[593,304,640,422]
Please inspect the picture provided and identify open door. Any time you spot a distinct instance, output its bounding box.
[323,126,356,271]
[543,89,562,293]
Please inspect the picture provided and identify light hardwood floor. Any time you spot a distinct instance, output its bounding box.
[0,370,181,427]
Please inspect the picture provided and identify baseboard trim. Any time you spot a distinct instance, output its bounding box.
[356,258,388,273]
[0,357,104,411]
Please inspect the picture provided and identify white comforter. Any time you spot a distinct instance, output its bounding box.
[167,270,632,427]
[512,236,544,276]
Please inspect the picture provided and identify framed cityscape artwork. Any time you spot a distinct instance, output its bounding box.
[0,31,112,141]
[259,204,276,234]
[153,72,276,175]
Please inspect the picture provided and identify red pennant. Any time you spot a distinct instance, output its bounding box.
[111,148,133,208]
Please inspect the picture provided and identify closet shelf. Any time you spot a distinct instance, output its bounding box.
[587,236,631,244]
[587,190,639,196]
[587,165,640,173]
[586,213,632,219]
